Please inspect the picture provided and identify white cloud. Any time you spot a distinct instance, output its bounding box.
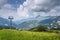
[17,5,29,18]
[0,0,60,21]
[0,9,16,18]
[17,0,60,18]
[3,4,13,9]
[0,0,18,21]
[0,0,7,4]
[0,0,7,7]
[17,0,50,18]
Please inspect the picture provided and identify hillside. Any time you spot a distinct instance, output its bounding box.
[0,29,60,40]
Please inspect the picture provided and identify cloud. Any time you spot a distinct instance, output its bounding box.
[0,0,18,21]
[2,4,16,10]
[3,4,13,9]
[0,0,27,21]
[0,0,7,8]
[0,0,7,4]
[0,4,18,21]
[0,0,60,21]
[0,9,16,18]
[17,0,60,19]
[17,5,29,18]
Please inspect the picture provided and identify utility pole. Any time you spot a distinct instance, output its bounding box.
[8,16,14,29]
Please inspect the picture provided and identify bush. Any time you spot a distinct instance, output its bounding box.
[31,25,48,32]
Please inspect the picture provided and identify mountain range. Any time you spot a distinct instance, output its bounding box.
[0,16,60,29]
[0,17,17,27]
[16,16,60,29]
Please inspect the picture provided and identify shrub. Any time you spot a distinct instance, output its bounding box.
[31,25,47,32]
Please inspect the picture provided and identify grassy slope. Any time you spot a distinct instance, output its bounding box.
[0,29,60,40]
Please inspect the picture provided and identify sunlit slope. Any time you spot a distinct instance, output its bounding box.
[0,29,60,40]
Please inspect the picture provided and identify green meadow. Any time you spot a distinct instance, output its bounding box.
[0,29,60,40]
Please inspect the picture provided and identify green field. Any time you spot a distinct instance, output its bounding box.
[0,29,60,40]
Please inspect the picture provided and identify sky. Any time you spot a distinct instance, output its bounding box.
[0,0,60,21]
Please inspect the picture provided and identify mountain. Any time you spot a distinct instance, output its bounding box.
[40,16,60,24]
[16,16,50,29]
[17,20,39,29]
[0,17,17,27]
[17,16,60,30]
[0,17,8,24]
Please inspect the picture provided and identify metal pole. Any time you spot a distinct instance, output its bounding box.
[8,16,14,29]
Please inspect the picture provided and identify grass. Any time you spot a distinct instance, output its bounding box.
[0,29,60,40]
